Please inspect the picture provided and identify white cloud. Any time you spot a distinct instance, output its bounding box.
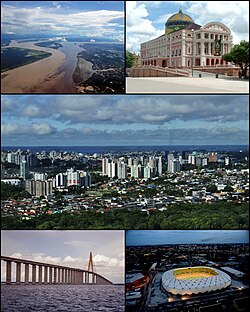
[186,1,249,43]
[1,4,124,38]
[93,254,120,268]
[126,2,163,52]
[1,122,56,136]
[1,95,248,125]
[126,1,249,52]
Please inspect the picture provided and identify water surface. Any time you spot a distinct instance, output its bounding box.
[1,284,124,312]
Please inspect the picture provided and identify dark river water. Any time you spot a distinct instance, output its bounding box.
[1,284,124,312]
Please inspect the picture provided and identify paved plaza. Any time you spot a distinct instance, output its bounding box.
[126,77,249,93]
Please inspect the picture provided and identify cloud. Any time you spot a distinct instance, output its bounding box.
[1,122,57,136]
[1,95,248,146]
[1,4,124,38]
[126,1,249,52]
[126,1,163,52]
[93,254,121,268]
[1,123,248,146]
[2,95,248,125]
[186,1,249,43]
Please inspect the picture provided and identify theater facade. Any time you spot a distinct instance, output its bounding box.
[140,9,233,68]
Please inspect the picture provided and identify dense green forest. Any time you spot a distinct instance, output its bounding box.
[1,203,248,230]
[1,182,31,200]
[1,47,51,72]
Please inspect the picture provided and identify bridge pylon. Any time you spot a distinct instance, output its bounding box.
[87,252,94,273]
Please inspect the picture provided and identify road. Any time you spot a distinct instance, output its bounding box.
[126,76,249,93]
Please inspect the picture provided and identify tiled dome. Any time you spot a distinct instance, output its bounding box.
[165,8,194,34]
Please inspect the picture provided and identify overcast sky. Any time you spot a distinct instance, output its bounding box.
[126,230,249,246]
[127,1,249,52]
[1,1,124,41]
[1,230,124,283]
[1,95,249,146]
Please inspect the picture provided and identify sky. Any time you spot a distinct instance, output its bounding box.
[1,1,124,41]
[1,230,124,283]
[1,94,249,146]
[126,1,249,52]
[126,230,249,246]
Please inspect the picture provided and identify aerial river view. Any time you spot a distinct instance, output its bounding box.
[1,39,124,94]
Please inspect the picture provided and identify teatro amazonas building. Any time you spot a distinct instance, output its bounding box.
[140,8,233,68]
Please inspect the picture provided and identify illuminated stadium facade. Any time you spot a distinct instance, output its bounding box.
[162,267,231,295]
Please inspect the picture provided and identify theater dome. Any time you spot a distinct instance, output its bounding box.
[165,8,194,34]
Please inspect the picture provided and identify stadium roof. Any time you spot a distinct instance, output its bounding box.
[162,266,231,295]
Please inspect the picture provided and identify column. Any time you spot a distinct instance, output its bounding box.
[25,263,29,284]
[96,275,100,285]
[181,29,186,67]
[200,33,206,66]
[54,267,57,284]
[49,267,53,284]
[86,272,89,284]
[208,42,211,56]
[16,262,21,284]
[65,269,68,284]
[38,266,42,284]
[6,261,12,284]
[62,268,65,284]
[69,270,72,284]
[57,268,61,284]
[32,264,36,284]
[72,270,76,284]
[58,268,61,284]
[44,266,48,284]
[67,269,70,284]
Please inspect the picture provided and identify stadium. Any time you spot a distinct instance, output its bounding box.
[162,267,231,295]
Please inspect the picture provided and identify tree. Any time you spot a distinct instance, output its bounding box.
[222,40,249,78]
[206,184,218,193]
[126,50,135,68]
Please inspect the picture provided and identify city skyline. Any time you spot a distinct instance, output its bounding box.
[1,230,124,284]
[1,1,124,41]
[1,95,249,146]
[127,1,249,52]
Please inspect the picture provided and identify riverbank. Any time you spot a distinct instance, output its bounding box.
[1,40,67,93]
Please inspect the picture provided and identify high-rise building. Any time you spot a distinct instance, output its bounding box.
[144,165,155,179]
[55,173,67,187]
[33,172,48,181]
[168,159,181,173]
[102,158,110,176]
[25,180,53,197]
[117,161,127,179]
[67,168,80,186]
[131,164,144,178]
[79,171,91,187]
[208,152,218,162]
[157,156,163,175]
[20,160,29,179]
[167,154,175,172]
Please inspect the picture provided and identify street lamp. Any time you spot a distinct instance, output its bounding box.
[191,29,194,77]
